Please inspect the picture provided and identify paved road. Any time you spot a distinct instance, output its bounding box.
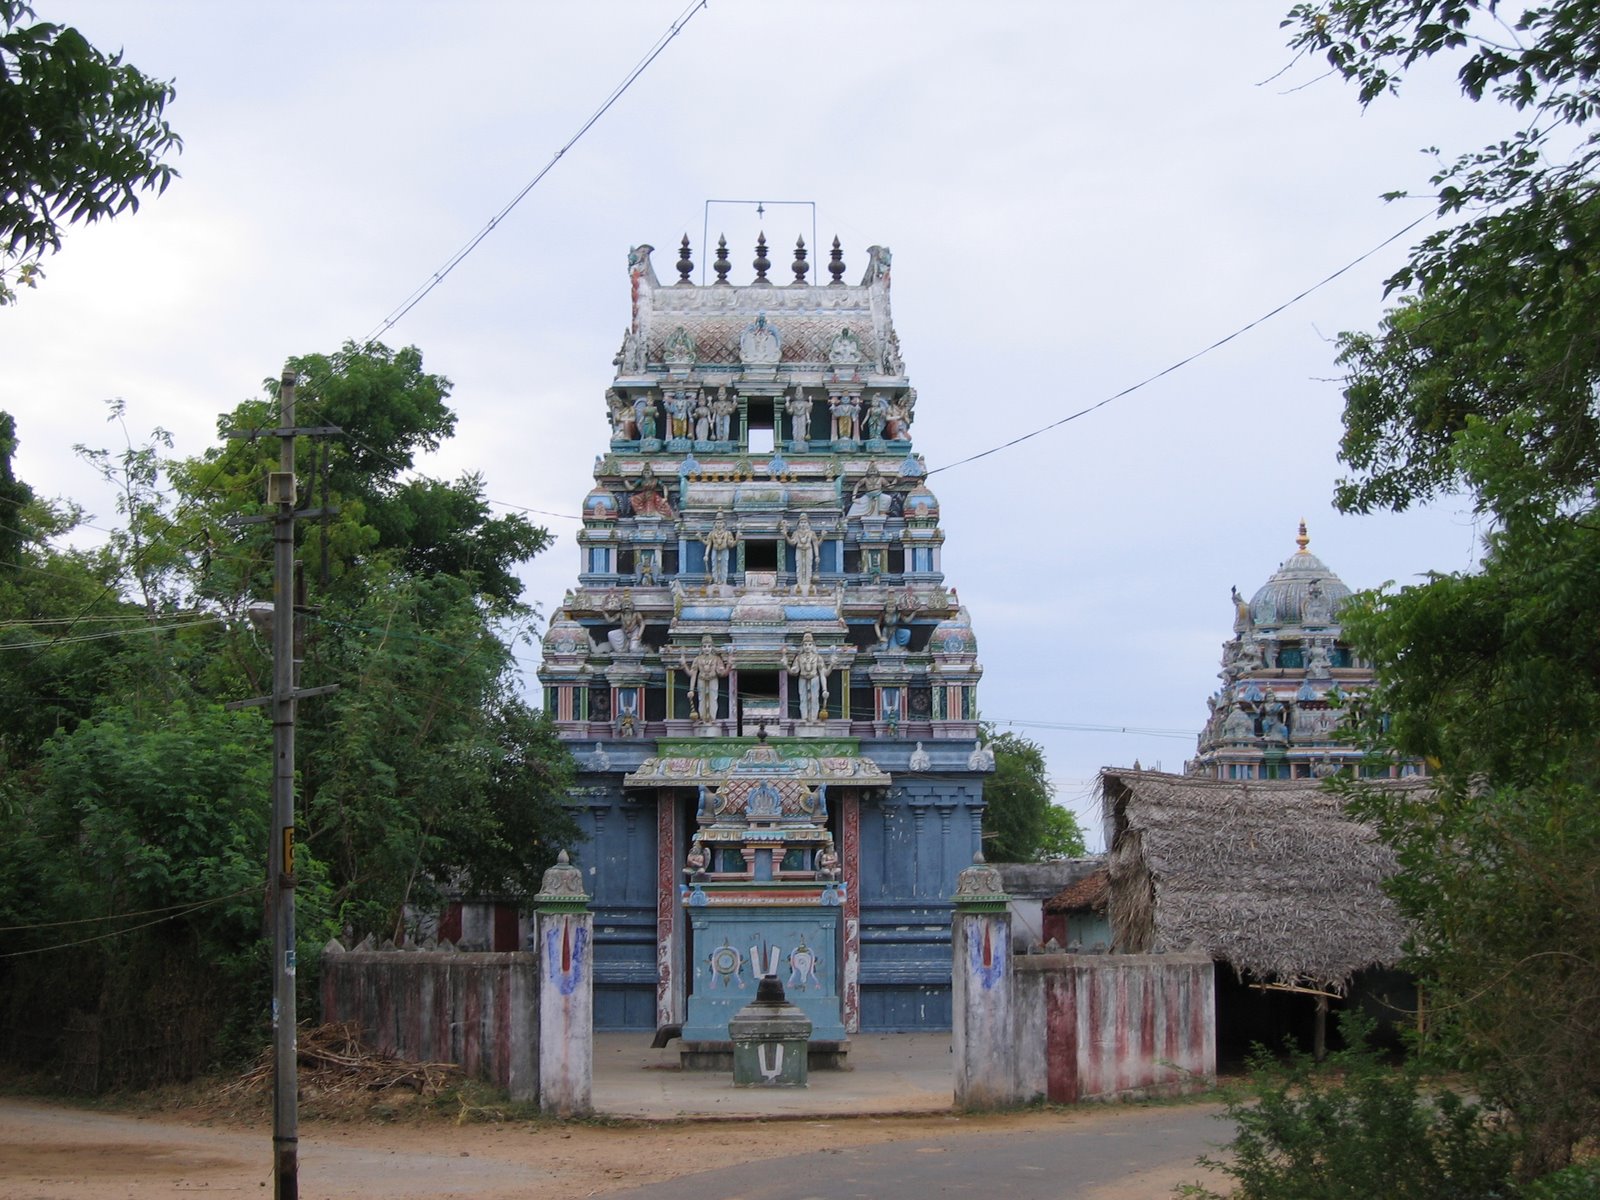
[603,1103,1233,1200]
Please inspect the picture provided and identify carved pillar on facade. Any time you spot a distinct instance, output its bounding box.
[842,790,862,1033]
[656,792,680,1029]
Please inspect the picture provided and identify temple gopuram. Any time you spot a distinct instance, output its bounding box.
[1186,521,1425,782]
[537,235,991,1040]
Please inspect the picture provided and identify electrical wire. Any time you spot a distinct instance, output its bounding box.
[0,885,258,933]
[359,0,709,347]
[0,615,223,649]
[0,889,257,959]
[925,212,1434,477]
[990,717,1194,740]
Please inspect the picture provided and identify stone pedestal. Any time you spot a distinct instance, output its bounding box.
[729,976,812,1087]
[534,851,592,1116]
[951,852,1016,1109]
[682,906,845,1043]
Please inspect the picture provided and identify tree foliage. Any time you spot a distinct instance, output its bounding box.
[177,342,549,609]
[1181,1017,1519,1200]
[1285,0,1600,1177]
[0,1,180,302]
[0,411,31,567]
[1036,802,1088,860]
[0,346,575,1087]
[981,730,1061,862]
[1286,0,1600,521]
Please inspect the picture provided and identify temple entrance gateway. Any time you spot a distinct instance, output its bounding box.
[539,236,992,1039]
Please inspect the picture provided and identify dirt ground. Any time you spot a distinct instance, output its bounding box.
[0,1096,1211,1200]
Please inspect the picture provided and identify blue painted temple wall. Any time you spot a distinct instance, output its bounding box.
[568,766,983,1031]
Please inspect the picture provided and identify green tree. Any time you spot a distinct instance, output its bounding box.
[296,569,574,940]
[0,415,138,770]
[1285,0,1600,522]
[1036,803,1088,861]
[0,1,181,303]
[0,411,32,567]
[165,344,575,939]
[172,342,549,610]
[0,348,577,1085]
[1286,0,1600,1177]
[21,701,333,1081]
[981,730,1056,862]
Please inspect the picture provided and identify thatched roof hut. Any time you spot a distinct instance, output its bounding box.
[1100,769,1422,992]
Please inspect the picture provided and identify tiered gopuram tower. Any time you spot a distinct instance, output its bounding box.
[538,236,990,1039]
[1186,522,1424,782]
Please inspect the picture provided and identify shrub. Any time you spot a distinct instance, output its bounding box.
[1179,1017,1517,1200]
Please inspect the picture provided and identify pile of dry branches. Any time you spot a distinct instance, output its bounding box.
[225,1022,461,1100]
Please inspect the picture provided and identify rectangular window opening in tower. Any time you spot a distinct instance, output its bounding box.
[747,397,776,454]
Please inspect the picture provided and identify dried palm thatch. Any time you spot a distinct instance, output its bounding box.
[1101,769,1424,992]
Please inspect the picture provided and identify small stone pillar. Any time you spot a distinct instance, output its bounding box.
[729,975,812,1088]
[951,851,1016,1109]
[534,850,592,1116]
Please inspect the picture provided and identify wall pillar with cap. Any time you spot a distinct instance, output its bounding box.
[951,851,1017,1108]
[534,849,593,1115]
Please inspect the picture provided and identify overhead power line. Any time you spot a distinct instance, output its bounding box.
[360,0,709,347]
[925,212,1433,477]
[0,615,223,649]
[0,888,256,959]
[991,717,1194,740]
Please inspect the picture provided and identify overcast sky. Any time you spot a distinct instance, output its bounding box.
[7,2,1497,848]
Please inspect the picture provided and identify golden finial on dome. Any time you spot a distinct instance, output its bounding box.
[1296,519,1309,552]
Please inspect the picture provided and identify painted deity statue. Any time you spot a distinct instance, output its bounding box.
[632,394,658,441]
[606,388,631,439]
[1304,577,1333,625]
[829,392,860,441]
[1228,633,1265,676]
[711,386,736,442]
[679,635,729,723]
[604,590,645,654]
[692,392,712,442]
[864,394,890,441]
[780,512,823,596]
[739,313,780,364]
[886,392,913,439]
[663,389,691,440]
[1305,639,1333,677]
[847,461,897,518]
[875,586,919,648]
[626,462,674,517]
[782,632,839,724]
[785,391,813,443]
[701,511,738,586]
[1231,585,1251,633]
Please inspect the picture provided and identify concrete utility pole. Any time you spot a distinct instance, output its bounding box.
[227,369,340,1200]
[269,368,300,1200]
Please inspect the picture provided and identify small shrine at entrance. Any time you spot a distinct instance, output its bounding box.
[627,735,887,1045]
[538,235,991,1038]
